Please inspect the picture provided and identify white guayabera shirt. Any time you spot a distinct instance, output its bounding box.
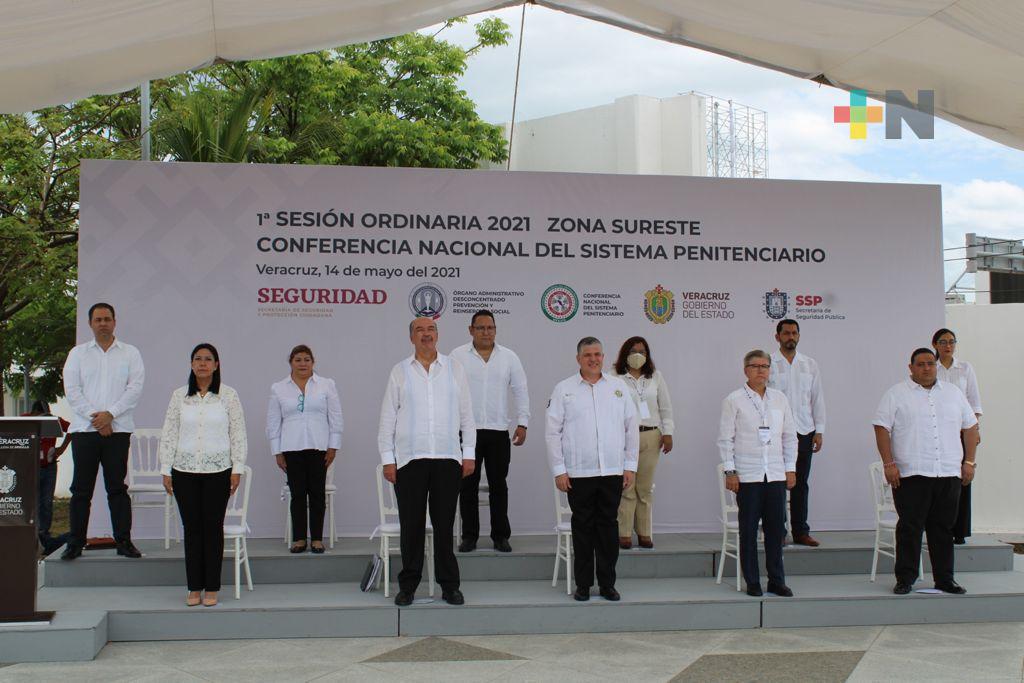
[872,379,978,478]
[62,338,145,433]
[378,354,476,469]
[449,342,530,431]
[158,385,247,476]
[768,351,825,436]
[936,358,983,415]
[718,386,797,483]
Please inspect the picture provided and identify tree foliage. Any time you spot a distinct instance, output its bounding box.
[0,17,509,409]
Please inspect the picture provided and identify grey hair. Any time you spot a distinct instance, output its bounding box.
[409,318,437,335]
[743,349,770,367]
[577,336,602,354]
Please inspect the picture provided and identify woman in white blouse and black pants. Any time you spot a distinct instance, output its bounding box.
[612,336,674,549]
[932,328,983,544]
[159,343,247,607]
[267,345,343,554]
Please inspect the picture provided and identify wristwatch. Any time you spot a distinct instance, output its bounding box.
[724,469,738,476]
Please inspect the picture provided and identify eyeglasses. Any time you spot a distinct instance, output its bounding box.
[935,339,957,346]
[472,325,496,332]
[297,394,305,413]
[745,364,771,370]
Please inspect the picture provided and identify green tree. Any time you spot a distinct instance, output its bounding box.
[0,94,141,412]
[0,17,509,410]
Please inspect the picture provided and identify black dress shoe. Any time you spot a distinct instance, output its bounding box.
[953,537,966,545]
[458,539,476,553]
[746,584,763,597]
[394,590,414,606]
[599,586,621,601]
[935,581,967,594]
[893,581,913,595]
[116,540,142,558]
[573,587,590,601]
[442,589,465,605]
[493,538,512,553]
[767,582,793,597]
[61,545,83,561]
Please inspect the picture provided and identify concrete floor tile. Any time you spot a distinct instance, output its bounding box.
[614,629,732,654]
[447,633,583,659]
[672,650,866,682]
[312,663,413,681]
[361,660,528,681]
[488,660,617,682]
[848,649,1024,682]
[875,622,1024,650]
[175,662,341,682]
[710,626,881,654]
[93,638,252,665]
[0,665,187,682]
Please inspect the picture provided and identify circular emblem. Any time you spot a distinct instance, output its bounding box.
[409,282,447,319]
[0,465,16,495]
[541,284,579,323]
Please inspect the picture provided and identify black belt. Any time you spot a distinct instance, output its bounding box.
[639,426,659,432]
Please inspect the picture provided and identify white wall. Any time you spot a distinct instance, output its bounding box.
[495,94,707,176]
[945,303,1024,533]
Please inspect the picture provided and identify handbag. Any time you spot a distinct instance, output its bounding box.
[360,553,383,592]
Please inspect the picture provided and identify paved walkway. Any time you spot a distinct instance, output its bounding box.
[2,621,1024,681]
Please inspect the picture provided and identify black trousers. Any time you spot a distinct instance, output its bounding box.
[395,458,462,594]
[892,475,961,585]
[68,432,132,546]
[567,475,622,590]
[284,449,327,542]
[459,429,511,542]
[172,468,232,592]
[737,478,787,588]
[787,432,815,538]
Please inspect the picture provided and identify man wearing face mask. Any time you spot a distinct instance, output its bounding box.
[450,310,529,553]
[546,337,638,602]
[612,337,674,549]
[769,319,825,547]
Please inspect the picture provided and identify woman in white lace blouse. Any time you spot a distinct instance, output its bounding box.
[159,343,247,607]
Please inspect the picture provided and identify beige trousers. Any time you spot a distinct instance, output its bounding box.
[617,428,661,537]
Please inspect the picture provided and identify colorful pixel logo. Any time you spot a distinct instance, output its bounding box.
[834,89,934,140]
[833,90,883,139]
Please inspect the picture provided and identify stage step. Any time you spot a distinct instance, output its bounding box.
[34,570,1024,643]
[41,532,1014,587]
[0,611,106,663]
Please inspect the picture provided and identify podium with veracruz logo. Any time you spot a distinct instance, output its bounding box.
[0,416,60,622]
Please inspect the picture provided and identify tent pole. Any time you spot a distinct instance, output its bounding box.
[141,81,151,161]
[506,4,528,171]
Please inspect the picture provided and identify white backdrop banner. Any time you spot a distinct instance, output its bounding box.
[78,160,943,538]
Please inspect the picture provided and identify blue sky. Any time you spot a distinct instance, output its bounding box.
[439,6,1024,294]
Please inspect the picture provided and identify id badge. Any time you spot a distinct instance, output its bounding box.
[758,425,772,445]
[638,402,652,419]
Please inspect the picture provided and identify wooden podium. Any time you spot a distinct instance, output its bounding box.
[0,416,61,622]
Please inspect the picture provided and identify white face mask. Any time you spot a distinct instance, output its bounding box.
[627,353,646,370]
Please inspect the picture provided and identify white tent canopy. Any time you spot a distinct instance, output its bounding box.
[3,1,1023,150]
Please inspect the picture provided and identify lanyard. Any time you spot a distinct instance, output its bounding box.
[743,387,768,426]
[625,374,648,401]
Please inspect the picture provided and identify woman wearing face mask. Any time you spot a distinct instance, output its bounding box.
[612,336,675,549]
[932,328,982,545]
[159,343,247,607]
[267,345,343,554]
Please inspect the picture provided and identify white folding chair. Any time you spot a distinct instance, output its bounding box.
[127,428,179,550]
[551,480,573,594]
[715,463,742,591]
[224,465,254,599]
[371,465,434,599]
[282,462,338,549]
[454,470,490,541]
[869,461,923,582]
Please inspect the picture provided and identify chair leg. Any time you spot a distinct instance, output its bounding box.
[234,538,241,600]
[565,536,572,595]
[427,532,435,598]
[243,538,253,591]
[717,527,727,585]
[734,533,741,592]
[329,492,336,549]
[871,526,881,582]
[164,496,171,551]
[285,495,291,546]
[382,537,390,599]
[552,535,560,587]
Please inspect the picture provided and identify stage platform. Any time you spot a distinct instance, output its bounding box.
[3,532,1021,663]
